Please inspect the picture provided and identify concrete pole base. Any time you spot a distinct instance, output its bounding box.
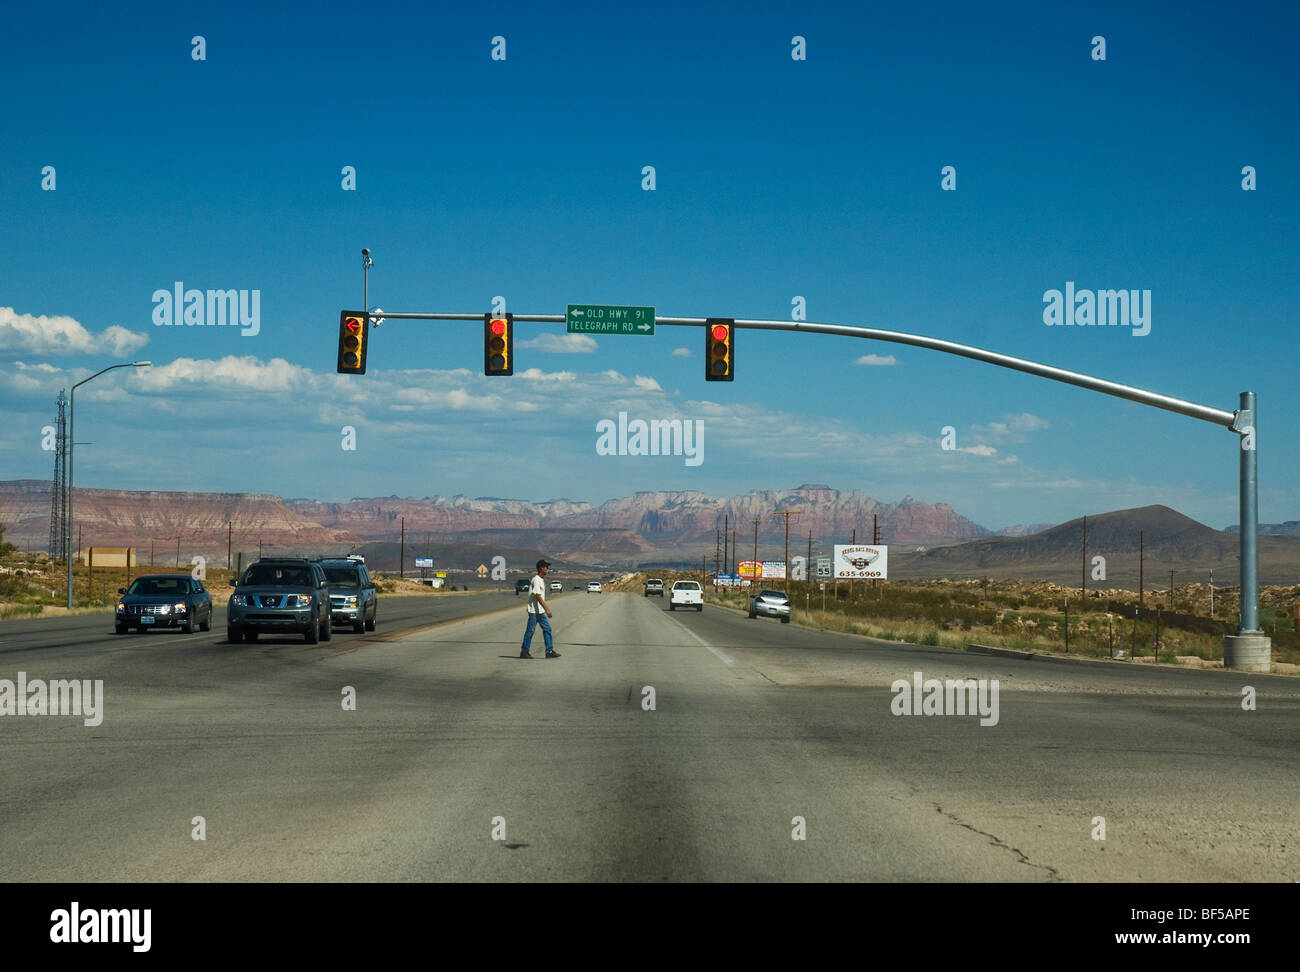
[1223,634,1272,672]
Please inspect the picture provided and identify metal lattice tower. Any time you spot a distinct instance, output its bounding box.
[48,389,68,560]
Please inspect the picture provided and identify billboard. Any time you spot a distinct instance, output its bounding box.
[737,561,761,578]
[833,545,888,579]
[414,558,434,568]
[760,561,786,579]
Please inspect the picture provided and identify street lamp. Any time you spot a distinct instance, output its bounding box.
[66,361,151,608]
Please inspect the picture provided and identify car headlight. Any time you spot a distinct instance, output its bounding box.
[115,602,125,613]
[173,602,187,613]
[230,594,248,606]
[157,604,170,615]
[290,594,313,607]
[341,595,358,605]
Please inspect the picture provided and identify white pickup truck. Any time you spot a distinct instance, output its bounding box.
[669,580,703,612]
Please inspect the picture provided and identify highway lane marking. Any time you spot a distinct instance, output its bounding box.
[664,612,735,668]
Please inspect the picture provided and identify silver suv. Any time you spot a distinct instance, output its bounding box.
[228,559,332,644]
[644,578,664,597]
[321,559,378,633]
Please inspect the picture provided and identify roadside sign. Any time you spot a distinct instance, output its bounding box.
[833,544,888,579]
[816,557,832,578]
[760,561,786,580]
[476,564,488,578]
[738,561,761,578]
[414,558,433,568]
[567,304,655,336]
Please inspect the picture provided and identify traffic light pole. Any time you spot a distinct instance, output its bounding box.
[356,309,1266,671]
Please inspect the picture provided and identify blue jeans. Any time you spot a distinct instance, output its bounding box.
[521,610,554,654]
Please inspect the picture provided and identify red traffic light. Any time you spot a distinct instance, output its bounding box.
[712,324,730,341]
[490,318,507,336]
[705,318,734,382]
[484,313,514,375]
[345,317,362,334]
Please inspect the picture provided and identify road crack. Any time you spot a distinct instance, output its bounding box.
[933,804,1061,881]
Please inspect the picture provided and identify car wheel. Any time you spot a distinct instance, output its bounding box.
[353,616,365,633]
[748,611,756,619]
[200,607,211,632]
[182,613,196,634]
[228,627,243,644]
[115,623,128,635]
[321,613,332,642]
[781,616,790,624]
[365,612,376,632]
[697,605,703,612]
[669,603,675,611]
[305,617,319,644]
[246,631,258,642]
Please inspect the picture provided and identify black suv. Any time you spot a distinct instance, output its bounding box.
[321,558,378,633]
[228,558,332,644]
[515,578,531,595]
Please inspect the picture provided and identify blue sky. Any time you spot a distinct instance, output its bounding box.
[2,0,1297,534]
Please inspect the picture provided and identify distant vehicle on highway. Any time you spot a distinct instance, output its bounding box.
[228,558,331,645]
[587,581,603,594]
[669,580,703,611]
[321,558,378,633]
[115,574,212,634]
[748,589,792,623]
[571,585,583,590]
[515,579,531,595]
[550,581,563,592]
[644,578,664,597]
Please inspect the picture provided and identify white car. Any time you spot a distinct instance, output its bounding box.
[669,580,703,611]
[587,582,603,593]
[550,582,562,592]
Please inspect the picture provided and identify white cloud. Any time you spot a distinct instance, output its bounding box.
[854,354,898,367]
[0,307,148,357]
[634,376,662,391]
[958,444,998,456]
[516,368,576,382]
[134,356,311,393]
[671,347,692,358]
[971,412,1050,445]
[518,333,598,353]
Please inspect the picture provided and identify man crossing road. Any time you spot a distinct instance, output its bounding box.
[520,559,560,659]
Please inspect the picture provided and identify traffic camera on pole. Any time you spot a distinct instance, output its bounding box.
[705,318,734,381]
[337,311,368,374]
[484,313,514,376]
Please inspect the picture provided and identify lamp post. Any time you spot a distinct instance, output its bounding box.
[66,361,151,608]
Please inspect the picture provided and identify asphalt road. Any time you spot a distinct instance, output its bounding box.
[1,590,1296,881]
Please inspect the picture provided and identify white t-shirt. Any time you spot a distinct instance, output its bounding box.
[527,574,547,614]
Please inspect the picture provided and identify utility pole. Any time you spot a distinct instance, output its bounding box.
[399,516,405,579]
[772,510,800,595]
[751,518,761,585]
[1138,530,1144,605]
[873,514,880,593]
[227,521,232,571]
[850,528,856,598]
[1209,569,1214,618]
[1081,514,1087,597]
[807,530,813,582]
[724,514,729,577]
[1169,571,1176,611]
[715,529,721,581]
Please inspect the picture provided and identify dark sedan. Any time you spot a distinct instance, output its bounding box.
[115,574,213,634]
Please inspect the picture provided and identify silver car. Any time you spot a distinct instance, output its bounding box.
[748,589,792,623]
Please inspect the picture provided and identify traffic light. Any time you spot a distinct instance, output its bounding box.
[484,313,514,376]
[705,318,734,381]
[337,311,368,374]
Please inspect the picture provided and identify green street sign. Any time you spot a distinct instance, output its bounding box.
[566,304,655,336]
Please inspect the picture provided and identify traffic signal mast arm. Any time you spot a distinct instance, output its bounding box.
[359,310,1236,427]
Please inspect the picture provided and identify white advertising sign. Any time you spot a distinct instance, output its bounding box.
[833,544,888,579]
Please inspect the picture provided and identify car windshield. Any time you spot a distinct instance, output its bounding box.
[758,590,787,599]
[323,567,361,586]
[674,582,701,590]
[126,577,189,596]
[243,565,311,587]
